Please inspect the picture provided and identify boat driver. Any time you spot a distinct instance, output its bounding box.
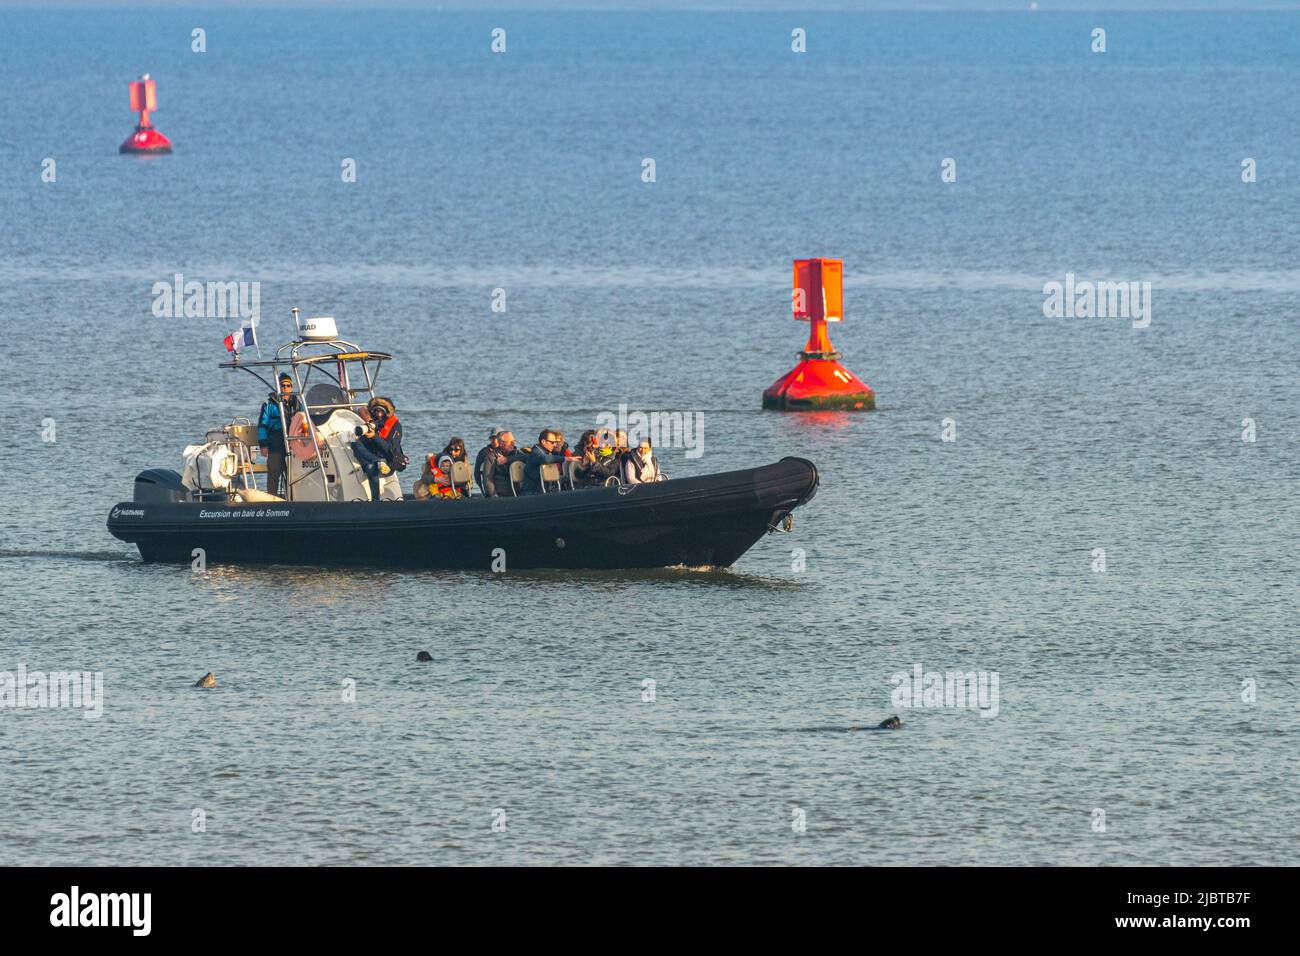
[257,373,301,497]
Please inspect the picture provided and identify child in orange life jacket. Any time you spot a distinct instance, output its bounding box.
[415,438,471,499]
[414,454,455,499]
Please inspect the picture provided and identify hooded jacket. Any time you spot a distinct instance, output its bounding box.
[366,398,406,470]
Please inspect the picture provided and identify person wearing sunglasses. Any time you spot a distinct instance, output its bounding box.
[256,373,301,497]
[521,428,569,495]
[436,437,472,496]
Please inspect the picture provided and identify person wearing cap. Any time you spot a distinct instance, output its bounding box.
[476,427,521,498]
[474,427,504,498]
[257,373,301,497]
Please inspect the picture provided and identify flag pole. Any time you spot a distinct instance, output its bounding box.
[216,314,239,364]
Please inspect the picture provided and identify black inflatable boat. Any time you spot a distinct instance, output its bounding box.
[105,315,819,571]
[108,457,818,570]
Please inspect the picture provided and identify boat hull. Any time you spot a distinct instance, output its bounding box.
[106,458,819,571]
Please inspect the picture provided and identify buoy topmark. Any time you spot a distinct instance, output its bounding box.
[762,258,875,411]
[119,74,173,155]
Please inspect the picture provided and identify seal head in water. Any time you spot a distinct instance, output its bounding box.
[194,672,216,688]
[877,715,902,730]
[416,651,433,662]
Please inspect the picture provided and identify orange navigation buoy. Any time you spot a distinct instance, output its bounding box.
[762,258,875,411]
[119,74,173,155]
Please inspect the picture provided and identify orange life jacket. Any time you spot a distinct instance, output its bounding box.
[425,455,455,497]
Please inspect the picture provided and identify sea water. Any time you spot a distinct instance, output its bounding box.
[0,7,1296,865]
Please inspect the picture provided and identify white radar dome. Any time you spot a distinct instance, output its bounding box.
[301,316,338,341]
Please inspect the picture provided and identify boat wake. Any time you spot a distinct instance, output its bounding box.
[0,548,135,564]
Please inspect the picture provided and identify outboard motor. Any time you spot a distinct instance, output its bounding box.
[133,468,189,504]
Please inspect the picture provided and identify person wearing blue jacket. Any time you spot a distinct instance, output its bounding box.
[521,428,569,495]
[257,374,301,496]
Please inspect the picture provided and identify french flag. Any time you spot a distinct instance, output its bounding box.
[223,321,256,353]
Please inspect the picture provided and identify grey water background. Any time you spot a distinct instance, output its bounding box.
[1,6,1297,865]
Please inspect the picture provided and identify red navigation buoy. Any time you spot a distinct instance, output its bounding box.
[118,74,173,155]
[762,258,875,411]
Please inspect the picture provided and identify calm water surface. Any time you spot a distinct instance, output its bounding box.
[0,8,1296,865]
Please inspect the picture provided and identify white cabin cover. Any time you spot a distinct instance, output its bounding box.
[181,441,237,492]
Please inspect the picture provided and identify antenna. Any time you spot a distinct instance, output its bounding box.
[291,307,301,340]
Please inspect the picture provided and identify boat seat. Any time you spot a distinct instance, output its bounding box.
[226,423,259,449]
[509,460,525,496]
[539,462,561,493]
[448,459,474,495]
[304,383,347,425]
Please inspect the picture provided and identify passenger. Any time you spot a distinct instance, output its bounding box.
[350,421,392,501]
[621,437,661,485]
[598,429,624,480]
[573,429,616,488]
[473,427,505,497]
[571,430,598,486]
[477,428,518,497]
[521,428,569,495]
[368,397,407,471]
[497,430,525,496]
[413,454,454,500]
[594,443,620,483]
[349,397,406,502]
[257,373,302,497]
[436,437,471,496]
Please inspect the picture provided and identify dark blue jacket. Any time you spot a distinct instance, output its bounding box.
[365,417,405,470]
[521,445,566,495]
